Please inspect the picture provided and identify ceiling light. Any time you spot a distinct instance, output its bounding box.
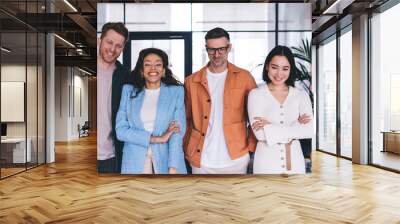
[63,0,78,12]
[1,47,11,53]
[54,34,75,48]
[322,0,355,15]
[78,67,93,76]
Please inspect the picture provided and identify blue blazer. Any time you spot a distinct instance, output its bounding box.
[115,83,187,174]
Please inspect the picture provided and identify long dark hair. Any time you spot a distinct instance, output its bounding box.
[127,48,182,97]
[262,45,296,87]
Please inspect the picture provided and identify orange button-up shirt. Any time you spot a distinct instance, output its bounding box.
[184,63,257,168]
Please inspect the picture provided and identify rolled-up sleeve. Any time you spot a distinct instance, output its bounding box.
[263,91,313,145]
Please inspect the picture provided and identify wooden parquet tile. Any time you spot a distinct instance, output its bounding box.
[0,134,400,223]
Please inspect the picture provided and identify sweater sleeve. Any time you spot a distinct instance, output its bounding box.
[263,90,313,145]
[247,89,267,141]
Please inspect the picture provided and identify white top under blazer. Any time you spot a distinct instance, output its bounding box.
[247,84,313,174]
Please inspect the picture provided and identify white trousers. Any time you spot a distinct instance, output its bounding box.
[142,148,156,174]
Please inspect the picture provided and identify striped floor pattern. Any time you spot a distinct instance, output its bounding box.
[1,135,399,223]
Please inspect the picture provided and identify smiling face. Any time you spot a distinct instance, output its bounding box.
[142,53,165,88]
[98,29,126,65]
[266,55,291,86]
[206,37,231,71]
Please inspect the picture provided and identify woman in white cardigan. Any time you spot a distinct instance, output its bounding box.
[248,46,313,174]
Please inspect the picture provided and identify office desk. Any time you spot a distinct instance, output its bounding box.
[1,138,31,163]
[382,131,400,154]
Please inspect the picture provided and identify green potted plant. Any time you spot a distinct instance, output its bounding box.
[291,38,313,106]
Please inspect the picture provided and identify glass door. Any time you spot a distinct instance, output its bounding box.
[339,28,352,159]
[1,32,28,178]
[370,3,400,171]
[317,36,337,155]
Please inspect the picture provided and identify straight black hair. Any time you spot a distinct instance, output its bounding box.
[262,45,296,87]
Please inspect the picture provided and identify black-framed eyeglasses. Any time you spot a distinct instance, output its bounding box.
[205,45,229,55]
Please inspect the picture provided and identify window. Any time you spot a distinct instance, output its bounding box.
[0,3,46,179]
[370,3,400,171]
[317,36,337,155]
[339,28,352,158]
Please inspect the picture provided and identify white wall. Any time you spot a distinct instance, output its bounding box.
[54,67,89,141]
[1,65,36,138]
[71,72,89,138]
[55,66,69,141]
[1,64,46,164]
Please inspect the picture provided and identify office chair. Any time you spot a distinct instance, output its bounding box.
[79,121,90,138]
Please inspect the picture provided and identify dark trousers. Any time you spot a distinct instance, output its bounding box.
[97,157,117,173]
[299,138,312,159]
[185,159,192,174]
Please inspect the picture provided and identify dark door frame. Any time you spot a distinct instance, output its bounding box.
[123,32,193,77]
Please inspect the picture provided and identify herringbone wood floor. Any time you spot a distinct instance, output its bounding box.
[1,134,400,224]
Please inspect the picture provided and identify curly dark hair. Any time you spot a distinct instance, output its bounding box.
[262,45,296,87]
[127,48,182,97]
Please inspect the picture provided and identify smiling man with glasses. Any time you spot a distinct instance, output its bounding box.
[184,27,257,174]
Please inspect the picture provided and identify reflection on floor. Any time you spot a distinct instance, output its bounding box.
[0,167,25,177]
[0,163,42,178]
[340,147,352,159]
[373,150,400,171]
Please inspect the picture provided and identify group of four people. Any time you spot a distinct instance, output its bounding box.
[97,22,313,175]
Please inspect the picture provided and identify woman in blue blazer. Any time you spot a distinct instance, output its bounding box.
[116,48,187,174]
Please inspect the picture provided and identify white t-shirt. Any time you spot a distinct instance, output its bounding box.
[140,88,160,132]
[97,64,115,160]
[200,68,249,168]
[140,87,160,173]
